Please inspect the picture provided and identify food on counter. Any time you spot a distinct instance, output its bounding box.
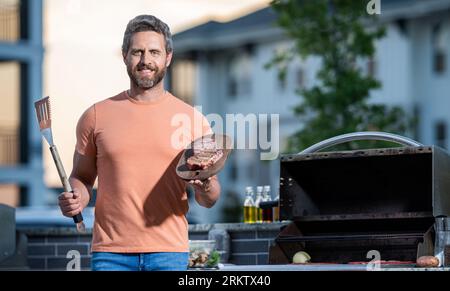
[292,251,311,264]
[189,250,208,267]
[416,256,439,268]
[189,240,220,268]
[207,251,220,267]
[189,249,221,268]
[187,137,223,170]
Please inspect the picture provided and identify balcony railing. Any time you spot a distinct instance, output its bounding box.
[0,0,20,42]
[0,126,19,165]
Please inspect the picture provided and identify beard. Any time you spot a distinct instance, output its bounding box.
[127,62,166,90]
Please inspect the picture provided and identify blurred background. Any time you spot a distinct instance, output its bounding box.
[0,0,449,225]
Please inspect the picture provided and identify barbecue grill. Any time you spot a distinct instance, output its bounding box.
[269,132,450,267]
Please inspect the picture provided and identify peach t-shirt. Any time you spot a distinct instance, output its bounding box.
[76,91,212,253]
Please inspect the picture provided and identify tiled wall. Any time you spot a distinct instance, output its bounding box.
[228,229,280,265]
[20,223,286,270]
[27,233,92,270]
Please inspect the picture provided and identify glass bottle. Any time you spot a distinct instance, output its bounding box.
[255,186,264,223]
[273,191,280,222]
[243,186,256,223]
[262,185,273,223]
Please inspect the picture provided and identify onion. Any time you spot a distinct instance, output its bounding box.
[293,251,311,264]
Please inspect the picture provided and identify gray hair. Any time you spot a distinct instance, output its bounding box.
[122,15,173,54]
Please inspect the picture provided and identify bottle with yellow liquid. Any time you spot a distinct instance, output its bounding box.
[243,186,256,223]
[255,186,264,223]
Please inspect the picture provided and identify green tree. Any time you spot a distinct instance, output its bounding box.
[267,0,413,151]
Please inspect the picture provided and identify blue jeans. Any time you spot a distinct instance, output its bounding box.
[91,252,189,271]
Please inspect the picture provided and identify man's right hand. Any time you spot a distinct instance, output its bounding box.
[58,189,83,217]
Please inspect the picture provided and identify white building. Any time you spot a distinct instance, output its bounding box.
[170,0,450,222]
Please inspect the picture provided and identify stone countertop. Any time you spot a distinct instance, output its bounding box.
[18,222,289,236]
[17,226,92,236]
[189,222,288,232]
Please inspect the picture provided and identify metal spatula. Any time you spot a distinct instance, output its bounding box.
[34,96,86,233]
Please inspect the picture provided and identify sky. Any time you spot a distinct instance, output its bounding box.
[43,0,271,186]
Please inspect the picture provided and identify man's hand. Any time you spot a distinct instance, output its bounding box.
[58,189,83,217]
[187,176,220,208]
[188,177,212,193]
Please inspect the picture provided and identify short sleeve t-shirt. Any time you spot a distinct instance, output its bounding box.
[76,91,212,253]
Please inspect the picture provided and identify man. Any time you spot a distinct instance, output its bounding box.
[58,15,221,271]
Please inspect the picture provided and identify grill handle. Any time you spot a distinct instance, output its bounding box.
[300,131,423,154]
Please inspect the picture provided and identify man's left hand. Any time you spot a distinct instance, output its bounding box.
[187,176,220,208]
[188,177,211,193]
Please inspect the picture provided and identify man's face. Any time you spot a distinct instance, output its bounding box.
[123,31,172,90]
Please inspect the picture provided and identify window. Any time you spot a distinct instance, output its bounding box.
[246,159,255,181]
[229,154,238,182]
[435,121,447,149]
[278,65,306,92]
[229,150,257,182]
[227,52,252,98]
[296,67,306,89]
[0,0,20,42]
[0,61,20,166]
[273,44,291,92]
[277,72,287,91]
[367,57,377,78]
[432,22,448,74]
[172,60,196,104]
